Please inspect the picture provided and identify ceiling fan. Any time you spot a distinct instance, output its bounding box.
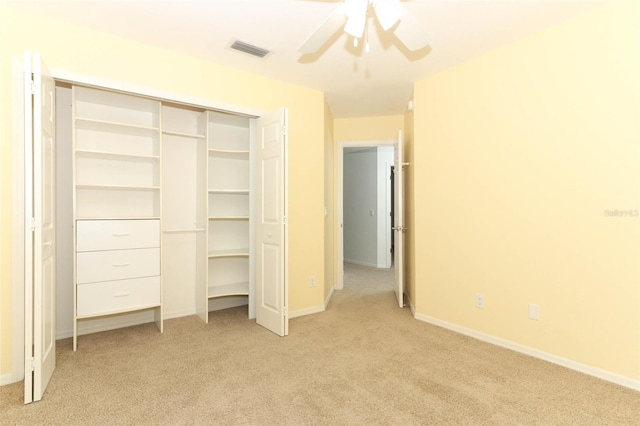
[298,0,430,54]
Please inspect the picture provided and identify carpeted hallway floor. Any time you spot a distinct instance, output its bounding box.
[1,263,638,425]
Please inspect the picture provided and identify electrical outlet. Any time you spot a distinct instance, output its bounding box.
[528,304,540,320]
[475,293,485,309]
[309,276,316,288]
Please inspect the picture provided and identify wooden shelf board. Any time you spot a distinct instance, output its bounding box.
[75,117,159,134]
[208,149,249,157]
[162,130,206,139]
[208,189,249,195]
[207,282,249,298]
[76,184,160,191]
[75,149,159,161]
[76,216,161,221]
[75,303,161,319]
[208,216,249,221]
[208,248,249,258]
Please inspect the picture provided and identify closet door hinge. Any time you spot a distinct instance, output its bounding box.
[29,357,35,372]
[30,73,36,95]
[30,218,37,232]
[283,216,288,226]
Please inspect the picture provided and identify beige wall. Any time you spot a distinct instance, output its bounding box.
[0,6,325,377]
[334,115,404,142]
[324,101,335,300]
[412,0,640,380]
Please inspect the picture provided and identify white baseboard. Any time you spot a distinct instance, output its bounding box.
[289,305,325,319]
[405,292,416,316]
[163,308,197,320]
[344,259,378,268]
[1,373,20,386]
[325,286,335,309]
[414,313,640,392]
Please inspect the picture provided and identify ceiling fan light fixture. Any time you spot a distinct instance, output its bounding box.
[374,0,401,31]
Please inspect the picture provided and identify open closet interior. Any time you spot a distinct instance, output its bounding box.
[56,84,259,349]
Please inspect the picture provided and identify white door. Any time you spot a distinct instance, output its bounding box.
[24,52,56,403]
[255,108,288,336]
[393,131,404,308]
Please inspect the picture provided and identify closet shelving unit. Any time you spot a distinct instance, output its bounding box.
[71,86,260,343]
[72,86,163,350]
[204,111,253,318]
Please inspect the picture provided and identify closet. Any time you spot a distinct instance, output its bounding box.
[63,84,285,349]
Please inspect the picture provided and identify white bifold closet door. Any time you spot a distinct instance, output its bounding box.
[393,130,405,308]
[23,51,57,404]
[256,108,288,336]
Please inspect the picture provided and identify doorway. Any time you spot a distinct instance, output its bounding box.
[336,140,395,290]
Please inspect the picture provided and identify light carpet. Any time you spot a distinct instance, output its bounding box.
[1,263,639,425]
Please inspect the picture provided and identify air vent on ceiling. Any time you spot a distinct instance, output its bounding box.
[229,40,271,59]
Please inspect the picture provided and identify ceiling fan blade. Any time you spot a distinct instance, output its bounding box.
[393,11,430,52]
[373,0,401,31]
[298,5,347,54]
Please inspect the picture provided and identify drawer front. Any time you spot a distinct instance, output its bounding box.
[77,248,159,284]
[76,276,160,317]
[76,219,159,252]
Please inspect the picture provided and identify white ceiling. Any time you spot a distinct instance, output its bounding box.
[9,0,606,117]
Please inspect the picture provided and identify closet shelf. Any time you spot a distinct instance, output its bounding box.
[76,184,161,191]
[207,282,249,298]
[208,248,249,258]
[162,129,206,139]
[76,215,161,221]
[75,302,162,320]
[208,189,249,195]
[208,216,249,221]
[75,149,159,161]
[75,117,159,134]
[208,148,249,157]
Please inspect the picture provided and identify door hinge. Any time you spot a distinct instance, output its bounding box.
[282,125,288,138]
[30,218,37,232]
[283,216,288,225]
[30,73,36,95]
[29,357,35,372]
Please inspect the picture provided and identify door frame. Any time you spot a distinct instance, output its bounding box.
[336,139,395,290]
[9,65,274,385]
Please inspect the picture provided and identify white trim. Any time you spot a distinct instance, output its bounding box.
[10,59,26,386]
[337,139,395,290]
[289,305,325,319]
[0,373,16,386]
[414,313,640,392]
[51,68,266,118]
[405,292,416,316]
[324,286,335,309]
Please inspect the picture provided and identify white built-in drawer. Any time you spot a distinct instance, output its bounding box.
[76,276,160,317]
[76,248,159,284]
[76,219,159,252]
